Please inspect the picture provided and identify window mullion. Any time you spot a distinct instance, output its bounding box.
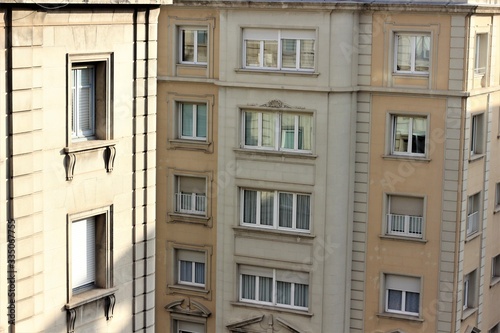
[292,193,297,229]
[407,118,414,153]
[291,282,296,307]
[411,37,416,72]
[296,39,301,69]
[259,41,264,68]
[257,112,263,147]
[277,30,282,70]
[401,290,407,312]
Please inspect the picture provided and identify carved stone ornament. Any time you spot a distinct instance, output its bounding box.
[67,308,77,333]
[226,314,305,333]
[164,298,212,318]
[105,294,116,320]
[260,99,292,109]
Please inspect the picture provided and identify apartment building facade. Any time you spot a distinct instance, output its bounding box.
[0,2,160,332]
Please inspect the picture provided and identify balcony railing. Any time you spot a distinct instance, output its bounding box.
[387,214,423,238]
[467,211,479,236]
[176,192,206,215]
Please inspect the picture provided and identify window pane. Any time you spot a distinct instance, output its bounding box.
[294,283,309,307]
[181,104,194,137]
[194,262,205,284]
[393,116,410,153]
[300,40,315,69]
[298,115,312,150]
[259,276,273,302]
[244,112,258,146]
[182,30,195,62]
[411,116,427,154]
[396,35,411,71]
[260,191,274,226]
[245,40,260,67]
[243,190,257,224]
[180,260,192,282]
[414,36,430,72]
[261,113,275,147]
[281,114,295,149]
[282,39,297,69]
[405,291,420,313]
[196,104,207,138]
[276,281,291,305]
[279,193,293,228]
[241,274,256,300]
[264,40,278,68]
[387,289,402,311]
[296,195,310,230]
[197,30,207,63]
[72,217,96,291]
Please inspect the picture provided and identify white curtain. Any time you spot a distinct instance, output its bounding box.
[181,103,194,137]
[241,274,256,300]
[260,191,274,226]
[296,195,310,230]
[179,260,192,282]
[259,277,273,302]
[300,39,315,69]
[243,190,257,224]
[194,262,205,284]
[276,281,291,305]
[279,193,293,228]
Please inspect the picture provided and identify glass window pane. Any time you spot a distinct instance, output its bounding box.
[261,113,275,147]
[396,35,411,71]
[182,30,195,62]
[244,112,258,146]
[393,116,410,153]
[281,114,295,149]
[243,190,257,224]
[180,260,192,282]
[181,104,194,137]
[298,115,312,150]
[260,191,274,226]
[411,116,426,154]
[387,289,402,311]
[241,274,256,300]
[296,195,310,230]
[259,277,273,302]
[282,39,297,69]
[264,40,278,68]
[279,193,293,228]
[197,30,207,63]
[196,104,207,138]
[414,36,430,72]
[405,291,420,313]
[300,40,315,69]
[194,262,205,284]
[245,40,260,67]
[294,283,309,307]
[276,281,291,305]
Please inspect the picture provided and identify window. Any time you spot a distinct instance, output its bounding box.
[463,270,477,311]
[394,33,430,74]
[489,323,499,333]
[69,208,112,297]
[386,195,424,238]
[391,115,427,156]
[495,183,500,212]
[177,250,205,288]
[492,254,500,281]
[179,28,207,65]
[385,274,421,317]
[241,189,311,232]
[239,266,309,311]
[467,192,481,236]
[243,29,315,71]
[475,33,488,75]
[175,176,206,215]
[470,113,485,156]
[179,102,207,140]
[72,65,95,140]
[243,111,313,152]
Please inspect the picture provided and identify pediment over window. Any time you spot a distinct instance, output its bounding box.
[260,99,293,109]
[164,298,211,318]
[226,314,305,333]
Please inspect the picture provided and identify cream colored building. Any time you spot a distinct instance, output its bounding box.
[0,2,161,332]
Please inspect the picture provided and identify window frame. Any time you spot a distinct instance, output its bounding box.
[467,192,481,237]
[489,323,499,333]
[178,102,208,141]
[241,109,314,154]
[239,265,310,311]
[463,269,477,313]
[242,28,316,72]
[389,113,428,158]
[383,274,421,317]
[67,206,113,301]
[240,188,311,233]
[474,33,488,76]
[393,32,431,75]
[179,27,208,65]
[470,113,485,157]
[385,194,425,239]
[177,249,206,288]
[492,254,500,285]
[175,175,207,216]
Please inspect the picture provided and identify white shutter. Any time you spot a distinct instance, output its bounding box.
[386,274,420,293]
[72,66,95,139]
[72,217,96,291]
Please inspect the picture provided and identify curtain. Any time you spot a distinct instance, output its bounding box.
[415,35,430,72]
[261,113,275,148]
[194,262,205,284]
[405,291,420,313]
[281,39,297,69]
[276,281,291,305]
[181,104,194,137]
[179,260,192,283]
[279,193,293,228]
[296,195,310,230]
[72,217,96,291]
[300,39,315,69]
[259,277,272,302]
[244,112,258,146]
[294,283,309,307]
[197,30,208,63]
[243,190,257,224]
[387,289,402,310]
[396,35,411,71]
[280,114,295,149]
[196,104,207,138]
[241,274,256,300]
[260,191,274,226]
[298,115,312,150]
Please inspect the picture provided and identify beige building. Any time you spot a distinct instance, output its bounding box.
[0,2,161,332]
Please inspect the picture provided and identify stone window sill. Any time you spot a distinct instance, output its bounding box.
[461,307,478,321]
[379,234,427,243]
[231,301,313,317]
[376,312,424,322]
[64,140,117,181]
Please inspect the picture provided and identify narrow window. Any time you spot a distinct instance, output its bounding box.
[72,66,95,140]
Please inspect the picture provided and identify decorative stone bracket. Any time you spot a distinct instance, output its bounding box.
[65,289,117,333]
[64,141,117,181]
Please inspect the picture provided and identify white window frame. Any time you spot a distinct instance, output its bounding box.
[467,192,481,236]
[71,216,96,293]
[393,33,431,75]
[177,250,206,288]
[239,266,309,311]
[175,176,207,216]
[72,65,96,140]
[475,33,488,75]
[242,110,313,153]
[384,274,421,317]
[470,113,485,157]
[386,195,424,238]
[242,28,315,72]
[179,102,208,141]
[390,114,428,157]
[240,188,311,233]
[179,27,208,65]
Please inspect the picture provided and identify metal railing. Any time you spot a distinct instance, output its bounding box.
[387,214,423,238]
[176,193,206,215]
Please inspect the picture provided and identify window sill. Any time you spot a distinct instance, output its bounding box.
[66,287,118,310]
[469,154,485,163]
[494,206,500,214]
[465,231,481,243]
[490,276,500,288]
[64,140,117,154]
[230,301,313,317]
[379,234,427,243]
[64,140,118,181]
[461,307,478,321]
[234,148,317,160]
[235,68,319,77]
[167,284,211,300]
[177,63,207,68]
[168,212,212,227]
[376,312,424,322]
[233,225,315,240]
[168,139,213,153]
[382,154,431,163]
[392,72,429,77]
